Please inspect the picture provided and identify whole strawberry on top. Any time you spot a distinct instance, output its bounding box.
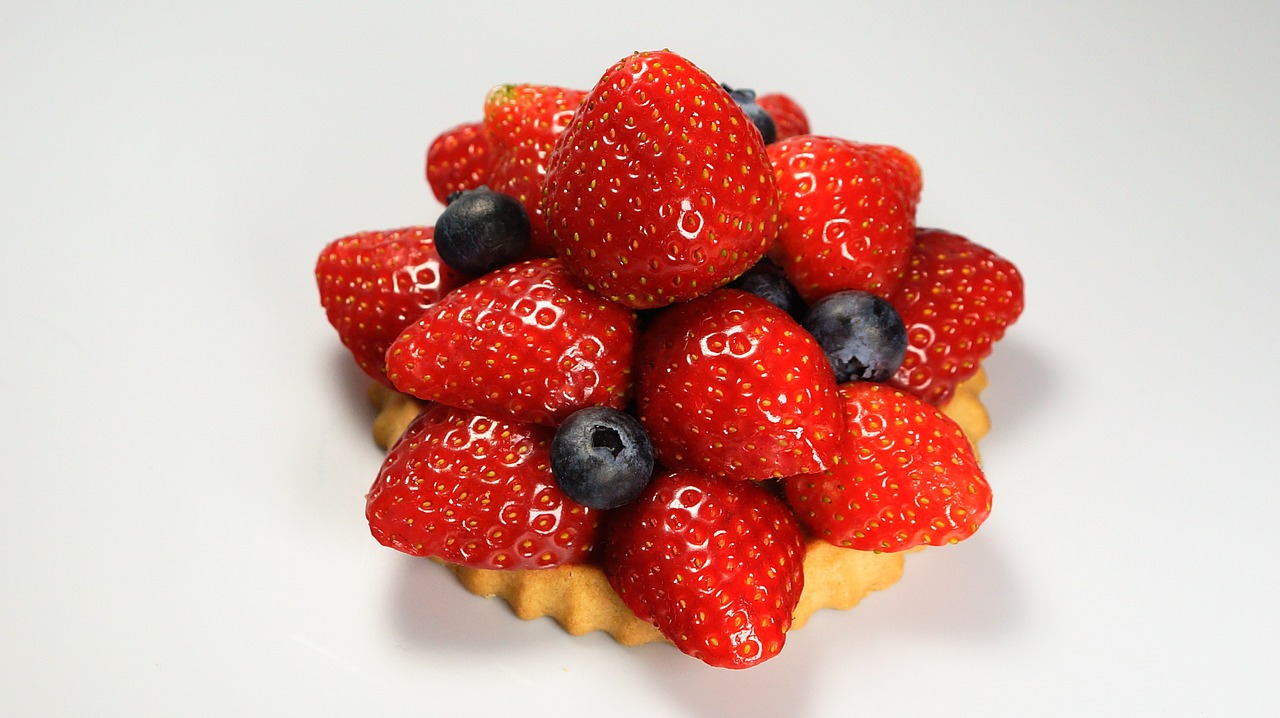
[605,468,805,669]
[315,226,470,385]
[636,289,844,481]
[768,136,920,303]
[889,228,1025,405]
[783,382,992,552]
[542,50,781,309]
[484,84,586,255]
[756,92,810,140]
[385,257,637,427]
[425,122,491,205]
[367,402,600,569]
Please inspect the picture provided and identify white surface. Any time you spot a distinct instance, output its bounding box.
[3,1,1277,715]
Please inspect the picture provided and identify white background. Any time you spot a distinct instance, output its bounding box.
[3,1,1277,715]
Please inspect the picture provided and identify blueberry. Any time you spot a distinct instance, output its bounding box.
[721,84,777,145]
[551,407,654,510]
[730,258,807,319]
[802,290,908,383]
[434,186,531,275]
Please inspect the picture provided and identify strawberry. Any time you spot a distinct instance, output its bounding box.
[385,257,637,426]
[871,142,922,206]
[425,122,491,205]
[636,289,844,481]
[756,92,810,140]
[605,468,805,668]
[483,84,587,256]
[767,135,919,303]
[315,226,470,385]
[541,49,781,309]
[367,403,599,569]
[888,228,1025,405]
[782,382,991,552]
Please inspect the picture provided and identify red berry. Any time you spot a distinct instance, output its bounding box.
[767,135,919,302]
[888,228,1025,405]
[872,142,922,206]
[756,92,810,140]
[605,469,805,668]
[315,226,470,385]
[385,257,637,426]
[367,403,600,569]
[636,289,844,481]
[483,84,587,256]
[542,49,781,309]
[425,122,491,205]
[782,382,992,552]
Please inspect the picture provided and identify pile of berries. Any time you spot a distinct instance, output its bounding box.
[315,50,1024,669]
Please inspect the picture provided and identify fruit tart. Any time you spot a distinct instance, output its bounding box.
[315,49,1024,669]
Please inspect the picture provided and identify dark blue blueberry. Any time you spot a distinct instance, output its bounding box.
[434,186,530,275]
[730,258,807,319]
[802,290,908,383]
[550,407,654,510]
[721,84,777,145]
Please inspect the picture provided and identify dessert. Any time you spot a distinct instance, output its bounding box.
[316,49,1025,668]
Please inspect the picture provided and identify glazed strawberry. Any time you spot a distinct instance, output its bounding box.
[385,257,636,426]
[636,289,844,480]
[767,135,919,303]
[542,49,781,309]
[425,122,491,205]
[605,469,805,669]
[783,382,991,552]
[756,92,809,140]
[483,84,586,255]
[367,403,599,569]
[872,142,922,206]
[888,228,1024,405]
[315,226,470,385]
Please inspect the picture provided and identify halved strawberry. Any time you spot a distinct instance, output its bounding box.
[367,403,599,569]
[782,382,992,552]
[542,49,781,309]
[605,468,805,668]
[315,226,470,385]
[385,257,636,426]
[483,84,586,256]
[425,122,491,205]
[888,228,1025,405]
[636,289,844,480]
[767,135,919,303]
